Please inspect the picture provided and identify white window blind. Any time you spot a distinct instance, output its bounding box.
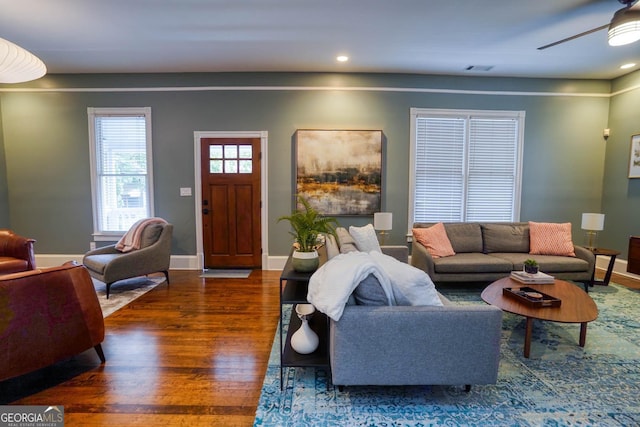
[88,107,153,236]
[410,108,524,226]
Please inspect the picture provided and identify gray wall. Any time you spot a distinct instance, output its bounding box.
[0,72,612,259]
[601,69,640,258]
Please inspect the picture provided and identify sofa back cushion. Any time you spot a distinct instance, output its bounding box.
[443,223,483,253]
[482,223,529,253]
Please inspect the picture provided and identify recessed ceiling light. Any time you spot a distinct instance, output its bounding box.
[336,55,349,63]
[620,62,636,69]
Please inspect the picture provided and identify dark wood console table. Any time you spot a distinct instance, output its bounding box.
[279,252,329,390]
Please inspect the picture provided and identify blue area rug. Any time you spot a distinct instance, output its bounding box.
[254,283,640,426]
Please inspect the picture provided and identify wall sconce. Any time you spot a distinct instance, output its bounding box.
[373,212,393,245]
[581,213,605,250]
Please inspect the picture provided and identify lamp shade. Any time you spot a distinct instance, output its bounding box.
[0,37,46,83]
[373,212,393,231]
[608,8,640,46]
[581,213,605,231]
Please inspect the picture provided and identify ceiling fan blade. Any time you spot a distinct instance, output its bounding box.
[537,23,609,50]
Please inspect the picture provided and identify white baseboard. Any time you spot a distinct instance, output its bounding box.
[35,254,289,271]
[595,255,640,281]
[34,253,640,281]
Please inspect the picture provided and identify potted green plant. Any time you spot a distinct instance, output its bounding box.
[524,259,539,274]
[278,196,339,272]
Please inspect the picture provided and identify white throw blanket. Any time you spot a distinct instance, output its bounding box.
[307,252,396,321]
[307,251,443,321]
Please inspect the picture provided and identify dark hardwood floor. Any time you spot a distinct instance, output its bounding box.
[1,266,638,427]
[1,270,282,427]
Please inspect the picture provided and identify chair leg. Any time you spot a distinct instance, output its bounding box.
[94,344,106,363]
[465,385,471,392]
[163,270,170,285]
[106,282,113,299]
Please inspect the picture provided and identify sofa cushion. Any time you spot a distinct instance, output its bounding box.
[482,223,529,253]
[443,223,483,253]
[433,253,512,274]
[336,227,358,253]
[353,273,388,306]
[0,257,30,274]
[529,222,575,257]
[491,253,589,273]
[83,254,121,274]
[412,223,455,258]
[349,224,382,253]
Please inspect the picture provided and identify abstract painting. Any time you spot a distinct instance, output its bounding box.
[295,129,382,215]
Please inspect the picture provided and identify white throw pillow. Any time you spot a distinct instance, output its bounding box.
[349,224,382,253]
[369,251,443,307]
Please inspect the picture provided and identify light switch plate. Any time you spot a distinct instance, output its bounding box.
[180,187,192,196]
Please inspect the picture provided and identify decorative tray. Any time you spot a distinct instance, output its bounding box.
[503,286,562,308]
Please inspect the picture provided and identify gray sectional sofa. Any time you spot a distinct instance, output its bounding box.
[326,244,503,389]
[410,222,595,285]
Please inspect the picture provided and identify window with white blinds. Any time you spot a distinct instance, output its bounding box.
[88,107,154,237]
[409,108,524,226]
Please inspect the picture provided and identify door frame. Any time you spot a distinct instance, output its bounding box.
[193,131,268,271]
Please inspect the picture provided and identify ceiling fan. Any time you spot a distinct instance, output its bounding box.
[538,0,640,50]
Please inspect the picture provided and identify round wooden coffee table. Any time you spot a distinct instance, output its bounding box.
[481,277,598,358]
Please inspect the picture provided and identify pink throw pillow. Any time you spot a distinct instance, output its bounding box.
[529,221,575,257]
[413,223,455,258]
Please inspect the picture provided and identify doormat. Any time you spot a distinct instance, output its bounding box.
[200,269,252,279]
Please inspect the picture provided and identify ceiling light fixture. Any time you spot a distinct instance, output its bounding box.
[0,37,46,83]
[608,6,640,46]
[621,62,637,69]
[336,55,349,63]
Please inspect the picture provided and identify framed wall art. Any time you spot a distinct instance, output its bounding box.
[295,129,383,215]
[630,134,640,178]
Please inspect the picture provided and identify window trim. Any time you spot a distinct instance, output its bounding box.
[88,107,154,240]
[408,107,525,235]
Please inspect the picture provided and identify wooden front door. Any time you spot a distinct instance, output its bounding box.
[200,138,261,268]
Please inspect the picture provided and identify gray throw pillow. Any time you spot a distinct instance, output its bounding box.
[140,224,163,248]
[482,223,529,253]
[353,273,388,306]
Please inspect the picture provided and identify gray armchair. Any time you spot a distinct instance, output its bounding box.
[83,223,173,298]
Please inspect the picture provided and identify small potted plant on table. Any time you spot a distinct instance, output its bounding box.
[278,196,339,272]
[524,259,539,274]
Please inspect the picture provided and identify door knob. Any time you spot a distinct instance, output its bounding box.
[202,208,209,214]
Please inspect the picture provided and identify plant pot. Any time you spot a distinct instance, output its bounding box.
[291,249,319,273]
[524,265,539,274]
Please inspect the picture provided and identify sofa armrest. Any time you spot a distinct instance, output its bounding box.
[573,245,596,276]
[329,304,503,386]
[381,245,409,263]
[410,240,436,277]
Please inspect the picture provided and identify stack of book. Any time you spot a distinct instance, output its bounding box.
[510,270,555,284]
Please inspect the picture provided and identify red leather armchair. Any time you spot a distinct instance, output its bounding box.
[0,230,36,275]
[0,263,105,381]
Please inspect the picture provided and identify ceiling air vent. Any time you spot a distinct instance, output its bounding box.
[465,65,494,72]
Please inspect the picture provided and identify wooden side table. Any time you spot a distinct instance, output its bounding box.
[590,248,621,287]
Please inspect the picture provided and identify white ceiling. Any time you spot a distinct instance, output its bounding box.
[2,0,640,80]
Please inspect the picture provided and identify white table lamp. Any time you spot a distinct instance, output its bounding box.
[374,212,393,245]
[581,213,605,250]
